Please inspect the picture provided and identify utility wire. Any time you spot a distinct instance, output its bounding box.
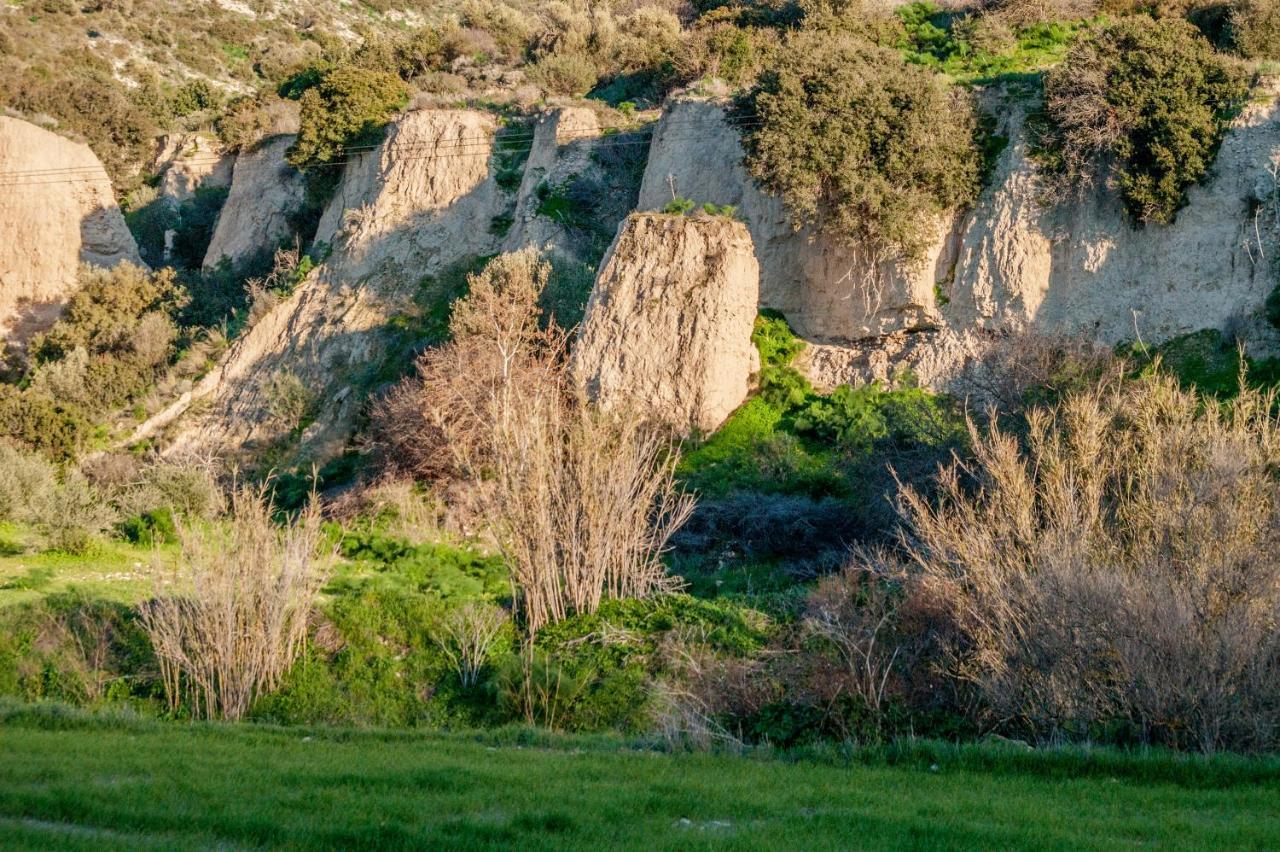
[0,114,763,188]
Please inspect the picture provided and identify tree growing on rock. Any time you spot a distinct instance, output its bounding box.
[1039,16,1247,225]
[738,25,983,262]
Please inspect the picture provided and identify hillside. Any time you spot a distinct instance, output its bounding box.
[2,3,1280,842]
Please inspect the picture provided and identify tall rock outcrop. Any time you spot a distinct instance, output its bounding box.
[202,134,306,269]
[0,116,143,342]
[947,87,1280,345]
[642,84,1280,392]
[638,98,952,344]
[573,212,760,434]
[501,106,603,252]
[137,108,507,459]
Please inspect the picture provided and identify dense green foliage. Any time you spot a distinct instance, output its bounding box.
[674,312,966,598]
[739,25,984,260]
[2,710,1279,849]
[286,66,408,171]
[680,313,966,502]
[1229,0,1280,58]
[896,2,1083,83]
[1039,16,1247,224]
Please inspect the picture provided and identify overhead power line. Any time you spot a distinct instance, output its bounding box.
[0,113,764,188]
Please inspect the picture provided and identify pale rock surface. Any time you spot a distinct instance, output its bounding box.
[0,116,143,342]
[501,106,602,252]
[638,98,952,344]
[138,109,507,457]
[203,134,306,269]
[947,81,1280,345]
[573,212,760,434]
[151,133,234,205]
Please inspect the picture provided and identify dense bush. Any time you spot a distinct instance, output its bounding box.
[900,370,1280,752]
[1039,16,1247,224]
[739,26,983,260]
[286,66,408,170]
[1229,0,1280,58]
[0,593,160,708]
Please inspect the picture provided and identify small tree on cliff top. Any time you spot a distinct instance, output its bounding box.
[738,27,983,262]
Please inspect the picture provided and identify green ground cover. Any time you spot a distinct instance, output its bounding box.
[0,707,1277,850]
[0,526,175,609]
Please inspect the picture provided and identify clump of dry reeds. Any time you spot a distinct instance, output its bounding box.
[139,485,332,720]
[377,248,693,635]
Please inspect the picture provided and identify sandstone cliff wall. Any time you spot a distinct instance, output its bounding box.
[642,86,1280,392]
[0,116,144,343]
[573,212,760,434]
[501,106,603,253]
[203,134,306,270]
[151,133,234,206]
[138,109,507,459]
[637,99,952,344]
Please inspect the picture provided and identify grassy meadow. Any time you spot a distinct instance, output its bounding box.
[1,706,1279,850]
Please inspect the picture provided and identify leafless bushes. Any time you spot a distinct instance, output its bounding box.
[899,369,1280,752]
[376,249,693,635]
[138,485,332,720]
[432,601,509,687]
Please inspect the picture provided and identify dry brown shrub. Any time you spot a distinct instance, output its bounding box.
[379,249,694,635]
[956,330,1113,413]
[899,368,1280,752]
[138,485,332,720]
[977,0,1099,28]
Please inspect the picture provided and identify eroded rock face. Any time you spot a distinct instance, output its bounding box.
[501,106,603,253]
[638,98,952,344]
[641,86,1280,393]
[0,116,144,342]
[202,135,306,270]
[138,109,507,458]
[947,85,1280,345]
[573,212,760,434]
[152,133,234,206]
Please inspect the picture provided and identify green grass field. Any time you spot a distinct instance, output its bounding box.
[1,708,1278,850]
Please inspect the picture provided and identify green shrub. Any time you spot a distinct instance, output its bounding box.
[286,65,407,170]
[1229,0,1280,58]
[0,386,86,461]
[169,186,230,271]
[0,592,159,708]
[169,79,223,117]
[0,440,58,523]
[31,264,180,363]
[123,185,180,268]
[739,26,983,260]
[498,595,771,732]
[1039,16,1247,225]
[662,196,697,215]
[527,50,599,96]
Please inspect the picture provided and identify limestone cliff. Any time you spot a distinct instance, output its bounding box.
[638,99,952,344]
[573,212,760,434]
[643,86,1280,392]
[0,116,144,343]
[203,135,306,270]
[137,109,507,458]
[947,86,1280,345]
